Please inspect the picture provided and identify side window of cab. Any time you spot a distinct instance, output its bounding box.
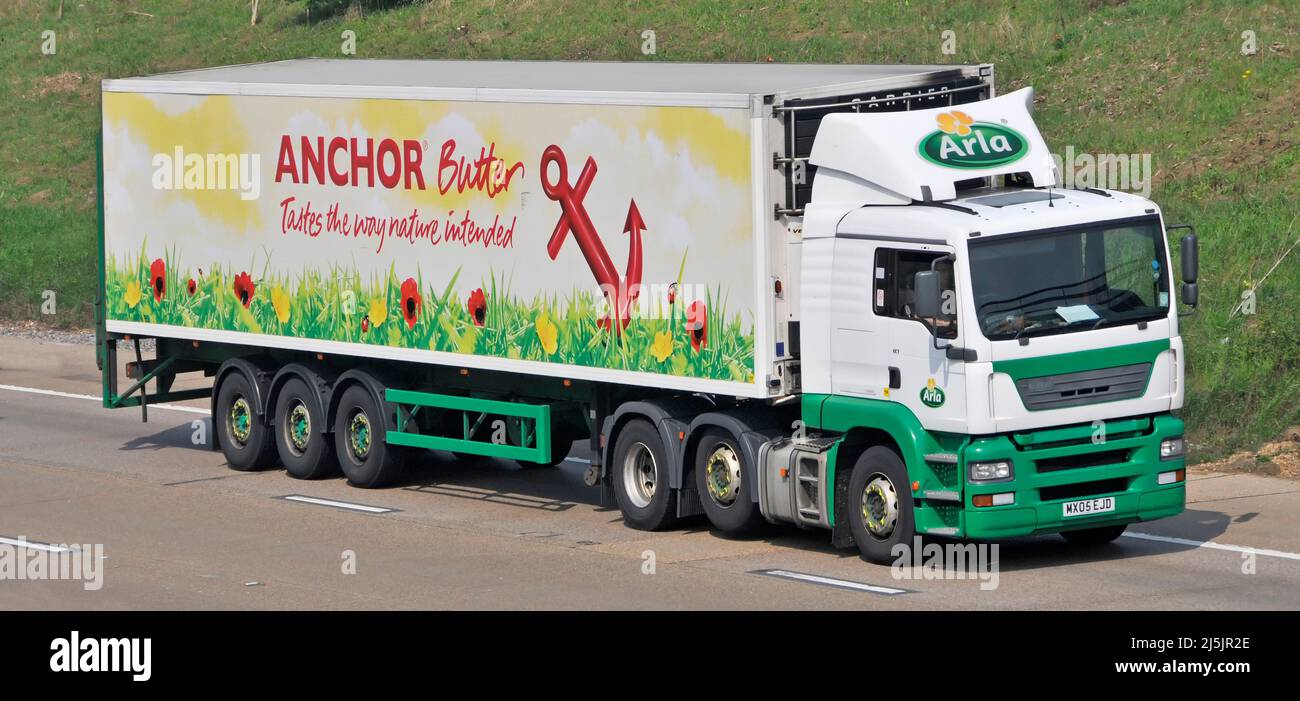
[874,248,957,339]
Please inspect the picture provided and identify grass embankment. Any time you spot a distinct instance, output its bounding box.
[1,0,1297,458]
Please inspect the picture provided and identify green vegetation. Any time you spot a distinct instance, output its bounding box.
[1,0,1297,458]
[104,248,753,381]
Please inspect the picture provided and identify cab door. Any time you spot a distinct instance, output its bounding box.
[868,243,968,434]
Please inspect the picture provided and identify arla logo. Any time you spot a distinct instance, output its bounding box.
[919,111,1027,169]
[920,378,946,408]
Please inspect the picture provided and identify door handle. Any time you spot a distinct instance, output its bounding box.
[888,366,901,390]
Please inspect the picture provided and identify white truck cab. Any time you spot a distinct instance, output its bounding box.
[782,87,1196,558]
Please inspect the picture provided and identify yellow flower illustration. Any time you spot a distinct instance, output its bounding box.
[368,297,387,327]
[271,287,291,324]
[535,313,558,355]
[936,110,974,136]
[650,331,673,362]
[124,280,142,309]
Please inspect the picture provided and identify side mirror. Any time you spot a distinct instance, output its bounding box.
[1180,233,1198,283]
[914,270,941,320]
[1181,281,1198,307]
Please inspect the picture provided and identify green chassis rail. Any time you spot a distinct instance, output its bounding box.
[386,388,552,462]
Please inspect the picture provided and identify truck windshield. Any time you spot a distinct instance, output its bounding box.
[968,217,1170,341]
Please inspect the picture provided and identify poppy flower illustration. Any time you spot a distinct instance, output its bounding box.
[685,300,708,352]
[467,288,487,327]
[367,297,387,327]
[271,287,291,324]
[149,259,166,302]
[186,278,197,296]
[936,110,974,136]
[361,315,370,333]
[123,280,142,309]
[535,313,558,355]
[399,278,422,329]
[233,272,255,308]
[650,331,673,363]
[667,282,678,305]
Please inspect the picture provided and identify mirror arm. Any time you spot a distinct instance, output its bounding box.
[920,253,963,354]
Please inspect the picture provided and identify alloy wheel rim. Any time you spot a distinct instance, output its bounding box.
[285,401,312,454]
[622,442,657,509]
[228,396,252,446]
[862,473,899,538]
[349,410,372,461]
[704,443,742,506]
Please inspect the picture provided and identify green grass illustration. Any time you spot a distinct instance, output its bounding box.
[105,247,755,383]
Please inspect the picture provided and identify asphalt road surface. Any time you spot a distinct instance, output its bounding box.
[2,334,1298,609]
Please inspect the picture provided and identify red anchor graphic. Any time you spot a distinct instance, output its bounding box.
[540,144,645,334]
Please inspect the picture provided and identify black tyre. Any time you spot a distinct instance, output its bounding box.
[273,377,338,480]
[333,384,404,488]
[214,370,276,471]
[1060,524,1127,545]
[611,419,677,531]
[694,428,765,535]
[847,446,916,564]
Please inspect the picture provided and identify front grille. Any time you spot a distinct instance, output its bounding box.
[1036,449,1130,473]
[1039,477,1129,502]
[1015,363,1151,411]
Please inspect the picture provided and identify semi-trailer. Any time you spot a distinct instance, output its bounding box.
[97,59,1197,562]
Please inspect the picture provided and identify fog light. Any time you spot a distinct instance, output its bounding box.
[969,460,1013,483]
[1157,469,1185,485]
[973,492,1014,507]
[1160,437,1186,460]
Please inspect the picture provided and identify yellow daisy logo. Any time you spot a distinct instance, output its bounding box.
[936,110,974,136]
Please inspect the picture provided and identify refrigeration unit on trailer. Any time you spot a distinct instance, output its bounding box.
[97,59,1197,562]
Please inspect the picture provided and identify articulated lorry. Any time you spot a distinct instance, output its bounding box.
[97,59,1198,562]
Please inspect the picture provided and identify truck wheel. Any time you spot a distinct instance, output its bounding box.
[215,371,276,471]
[847,446,915,564]
[611,419,677,531]
[273,377,337,479]
[694,428,764,535]
[333,385,404,488]
[1061,525,1127,545]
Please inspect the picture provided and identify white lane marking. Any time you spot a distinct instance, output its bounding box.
[279,495,397,514]
[1123,531,1300,562]
[0,383,208,415]
[0,536,77,553]
[563,457,591,464]
[753,569,909,595]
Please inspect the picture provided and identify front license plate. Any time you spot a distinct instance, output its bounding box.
[1062,496,1115,518]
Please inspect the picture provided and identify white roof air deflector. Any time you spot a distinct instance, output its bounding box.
[808,87,1057,202]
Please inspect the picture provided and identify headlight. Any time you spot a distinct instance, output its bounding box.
[1160,437,1186,460]
[969,460,1013,483]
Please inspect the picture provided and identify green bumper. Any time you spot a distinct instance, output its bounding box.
[960,414,1186,539]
